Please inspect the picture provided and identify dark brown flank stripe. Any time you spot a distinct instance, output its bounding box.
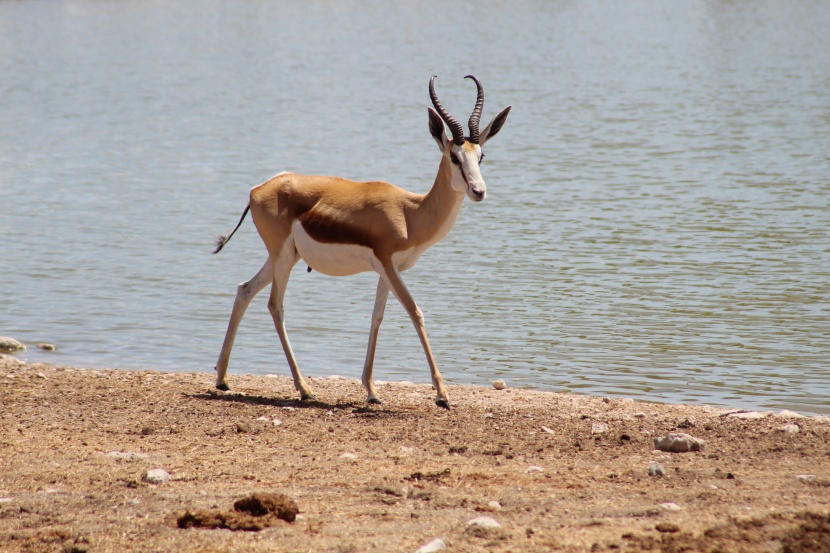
[298,209,376,249]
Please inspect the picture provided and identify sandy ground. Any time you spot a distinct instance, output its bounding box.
[1,355,828,553]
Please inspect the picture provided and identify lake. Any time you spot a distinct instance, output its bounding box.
[1,0,828,414]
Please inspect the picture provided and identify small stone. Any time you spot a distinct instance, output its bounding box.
[591,423,609,434]
[541,426,555,435]
[37,372,47,379]
[778,424,800,434]
[142,469,171,484]
[726,411,770,420]
[525,466,544,474]
[634,412,647,419]
[108,451,148,461]
[648,462,667,477]
[235,422,250,433]
[654,433,705,453]
[660,502,682,511]
[36,343,56,351]
[414,538,446,553]
[655,522,680,533]
[483,413,494,418]
[340,452,357,460]
[492,379,507,390]
[467,516,501,528]
[0,337,26,353]
[272,419,282,426]
[256,416,270,422]
[797,474,817,483]
[488,500,502,510]
[0,498,14,503]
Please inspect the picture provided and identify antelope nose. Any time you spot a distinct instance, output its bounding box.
[470,186,486,201]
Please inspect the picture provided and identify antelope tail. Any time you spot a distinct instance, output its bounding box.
[213,204,251,254]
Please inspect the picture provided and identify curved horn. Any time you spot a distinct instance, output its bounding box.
[429,76,465,146]
[465,75,484,144]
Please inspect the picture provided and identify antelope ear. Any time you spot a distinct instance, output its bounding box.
[428,107,449,151]
[479,105,511,144]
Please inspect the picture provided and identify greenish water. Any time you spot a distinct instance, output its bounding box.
[1,0,828,413]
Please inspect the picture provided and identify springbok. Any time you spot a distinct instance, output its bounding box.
[212,75,510,409]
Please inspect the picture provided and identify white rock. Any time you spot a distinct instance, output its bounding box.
[726,411,770,420]
[256,416,270,422]
[648,462,667,477]
[525,466,544,474]
[272,418,282,426]
[0,498,13,503]
[492,379,507,390]
[142,469,171,484]
[660,502,682,511]
[777,409,806,419]
[591,423,608,434]
[777,424,800,434]
[327,375,347,381]
[108,451,148,461]
[467,516,501,528]
[634,412,647,419]
[340,452,357,460]
[483,413,494,418]
[488,500,502,510]
[541,426,555,435]
[797,474,817,482]
[654,433,705,453]
[414,538,446,553]
[0,337,26,353]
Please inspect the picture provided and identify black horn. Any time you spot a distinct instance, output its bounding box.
[465,75,484,144]
[429,76,465,146]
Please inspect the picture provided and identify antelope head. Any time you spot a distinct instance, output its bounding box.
[428,75,511,202]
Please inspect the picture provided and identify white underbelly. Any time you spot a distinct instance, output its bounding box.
[292,220,376,276]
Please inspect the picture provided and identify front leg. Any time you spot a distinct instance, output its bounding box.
[377,260,450,409]
[361,277,390,404]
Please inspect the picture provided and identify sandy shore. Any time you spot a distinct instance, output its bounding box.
[1,355,828,552]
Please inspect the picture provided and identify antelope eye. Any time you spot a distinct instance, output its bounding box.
[450,153,461,165]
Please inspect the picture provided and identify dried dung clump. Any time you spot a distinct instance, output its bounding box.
[177,493,298,531]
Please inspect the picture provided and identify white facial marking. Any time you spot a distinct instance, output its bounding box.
[452,142,486,202]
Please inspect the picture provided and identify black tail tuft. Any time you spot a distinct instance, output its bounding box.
[213,235,229,254]
[212,203,251,255]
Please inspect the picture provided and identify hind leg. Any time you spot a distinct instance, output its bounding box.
[215,259,273,390]
[266,242,315,400]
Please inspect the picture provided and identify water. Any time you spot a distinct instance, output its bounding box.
[2,0,829,414]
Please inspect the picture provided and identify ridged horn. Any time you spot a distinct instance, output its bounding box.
[429,76,465,146]
[465,75,484,144]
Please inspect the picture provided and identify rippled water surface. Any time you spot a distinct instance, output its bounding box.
[2,0,829,413]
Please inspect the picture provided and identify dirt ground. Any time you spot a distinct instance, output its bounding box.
[1,356,828,553]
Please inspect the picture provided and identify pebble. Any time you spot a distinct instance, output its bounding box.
[660,502,682,512]
[340,452,357,460]
[797,474,817,483]
[648,462,667,477]
[467,516,501,529]
[142,469,171,484]
[0,337,26,353]
[492,379,507,390]
[634,412,647,419]
[0,498,13,504]
[525,466,544,474]
[272,419,282,426]
[414,538,446,553]
[541,426,555,435]
[37,372,47,379]
[107,451,148,461]
[654,433,706,453]
[777,424,800,434]
[591,423,608,434]
[36,343,56,351]
[777,409,806,419]
[488,500,502,511]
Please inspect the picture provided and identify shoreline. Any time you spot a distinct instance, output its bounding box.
[1,356,829,552]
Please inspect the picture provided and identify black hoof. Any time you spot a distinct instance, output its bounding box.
[435,399,451,410]
[301,394,317,402]
[216,383,230,391]
[367,397,382,405]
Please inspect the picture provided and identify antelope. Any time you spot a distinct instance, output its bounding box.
[212,75,510,409]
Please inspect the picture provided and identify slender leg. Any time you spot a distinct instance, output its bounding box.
[377,260,450,409]
[266,245,315,400]
[215,260,273,390]
[361,277,390,404]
